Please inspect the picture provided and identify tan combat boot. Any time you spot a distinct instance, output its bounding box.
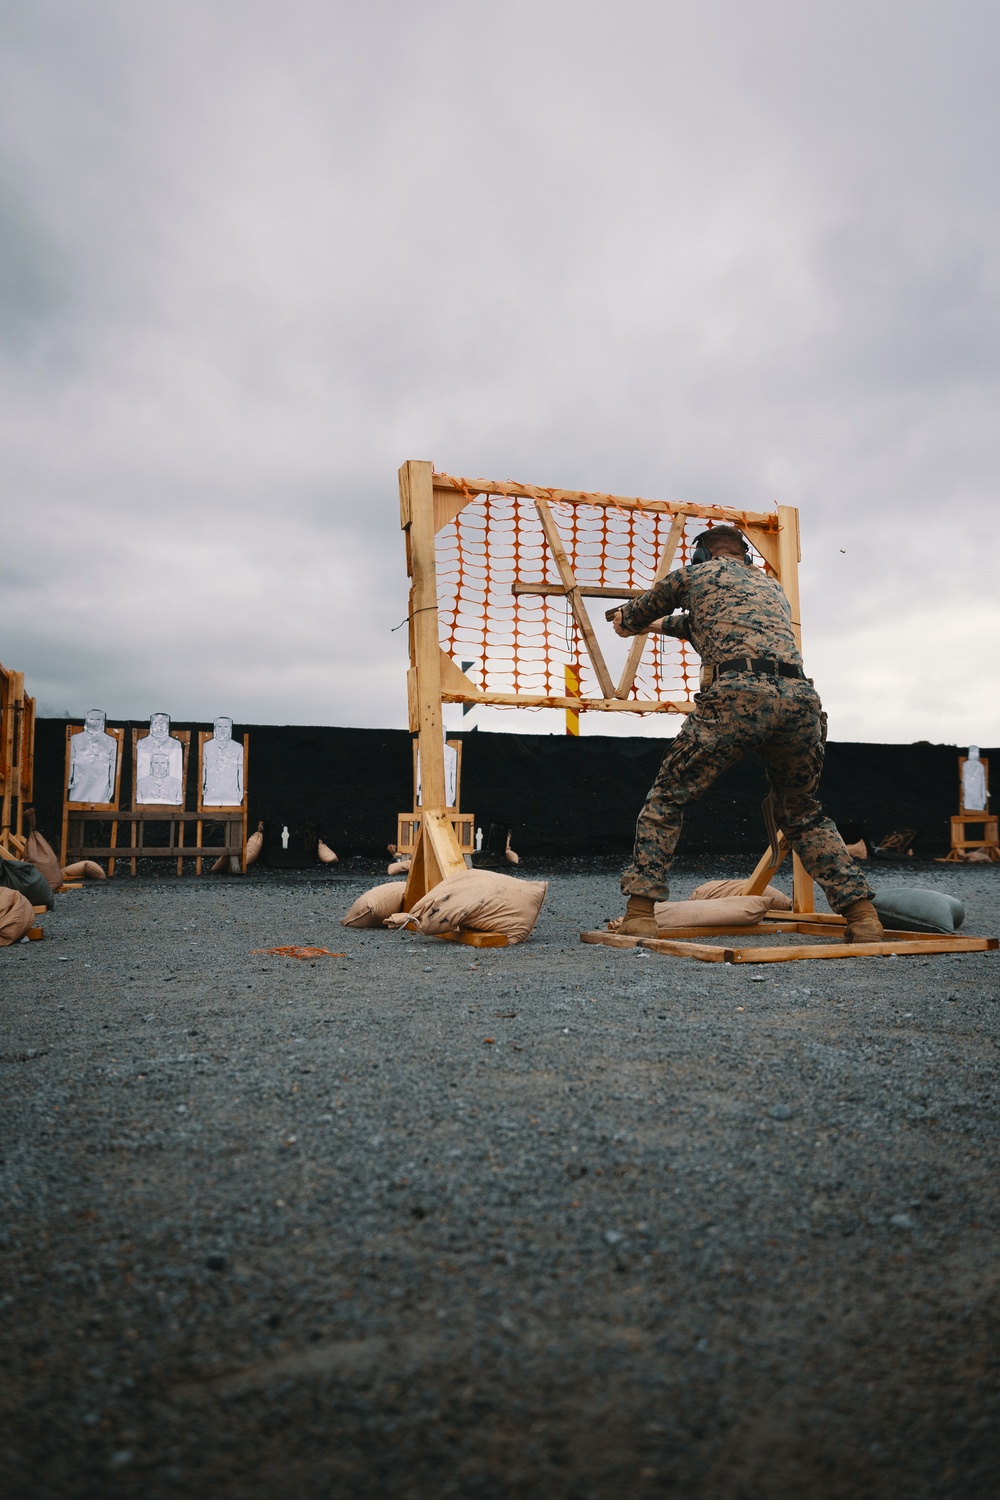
[841,898,884,943]
[616,895,659,937]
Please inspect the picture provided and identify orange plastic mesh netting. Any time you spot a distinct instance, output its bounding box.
[435,484,768,712]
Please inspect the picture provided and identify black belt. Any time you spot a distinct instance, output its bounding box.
[715,657,804,679]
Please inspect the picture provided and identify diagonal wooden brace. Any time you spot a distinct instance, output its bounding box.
[534,498,616,700]
[614,512,687,700]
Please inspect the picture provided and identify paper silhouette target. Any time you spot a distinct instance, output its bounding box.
[67,709,119,805]
[135,713,184,805]
[202,717,244,807]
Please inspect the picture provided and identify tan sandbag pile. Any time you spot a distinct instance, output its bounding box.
[387,869,547,944]
[844,839,868,860]
[342,881,407,929]
[317,839,338,865]
[654,895,772,931]
[246,822,264,866]
[387,857,411,876]
[61,860,106,881]
[24,830,63,891]
[0,887,35,946]
[690,879,792,910]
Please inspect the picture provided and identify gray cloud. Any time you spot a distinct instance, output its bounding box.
[1,0,998,741]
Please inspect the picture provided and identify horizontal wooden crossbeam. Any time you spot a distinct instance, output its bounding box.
[432,472,779,529]
[512,582,644,599]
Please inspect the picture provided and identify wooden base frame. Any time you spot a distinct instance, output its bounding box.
[63,810,246,876]
[581,922,998,964]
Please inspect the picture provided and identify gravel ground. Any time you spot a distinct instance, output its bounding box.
[2,857,999,1500]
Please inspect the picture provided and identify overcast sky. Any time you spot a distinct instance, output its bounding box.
[1,0,998,743]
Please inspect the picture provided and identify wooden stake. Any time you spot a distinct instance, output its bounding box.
[792,852,815,913]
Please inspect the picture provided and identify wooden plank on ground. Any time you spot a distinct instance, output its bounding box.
[439,929,509,948]
[580,931,642,948]
[637,936,998,964]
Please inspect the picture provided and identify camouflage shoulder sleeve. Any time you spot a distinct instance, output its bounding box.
[620,567,689,634]
[657,613,691,640]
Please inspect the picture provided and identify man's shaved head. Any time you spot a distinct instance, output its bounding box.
[703,526,748,556]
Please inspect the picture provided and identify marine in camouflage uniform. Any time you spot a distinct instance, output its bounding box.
[616,529,875,924]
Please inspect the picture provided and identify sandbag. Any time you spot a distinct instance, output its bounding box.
[392,870,547,944]
[0,887,35,945]
[246,823,264,867]
[655,895,772,931]
[210,853,241,874]
[874,885,965,935]
[24,830,63,891]
[0,855,54,909]
[62,860,106,880]
[689,879,792,910]
[342,881,407,929]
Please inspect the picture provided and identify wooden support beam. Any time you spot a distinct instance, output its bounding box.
[401,460,449,815]
[512,582,644,600]
[534,498,616,699]
[741,836,790,894]
[776,504,802,652]
[432,472,779,530]
[792,852,816,913]
[439,690,695,713]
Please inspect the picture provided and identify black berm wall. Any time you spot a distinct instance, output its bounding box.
[29,720,992,862]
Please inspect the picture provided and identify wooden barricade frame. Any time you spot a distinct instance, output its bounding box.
[0,664,36,858]
[398,459,996,962]
[398,458,816,945]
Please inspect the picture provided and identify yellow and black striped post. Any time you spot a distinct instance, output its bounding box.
[564,665,580,736]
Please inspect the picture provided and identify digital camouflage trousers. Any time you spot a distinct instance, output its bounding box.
[621,675,874,912]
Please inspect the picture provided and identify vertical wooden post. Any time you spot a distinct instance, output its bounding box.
[776,505,802,653]
[775,505,815,913]
[399,460,466,906]
[0,667,14,847]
